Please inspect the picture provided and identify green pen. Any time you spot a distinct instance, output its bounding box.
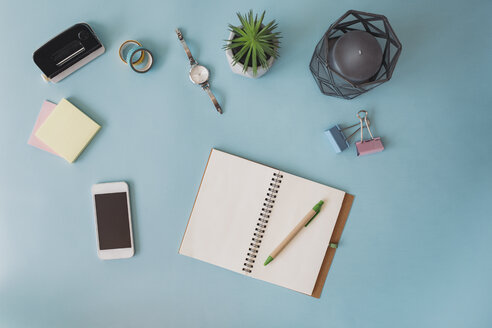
[264,200,324,266]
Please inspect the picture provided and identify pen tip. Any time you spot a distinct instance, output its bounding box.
[264,256,273,266]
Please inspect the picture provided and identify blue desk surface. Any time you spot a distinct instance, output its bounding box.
[1,0,491,327]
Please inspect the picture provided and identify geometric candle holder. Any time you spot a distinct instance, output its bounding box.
[309,10,402,99]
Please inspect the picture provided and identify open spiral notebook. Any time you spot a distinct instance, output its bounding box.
[179,149,354,297]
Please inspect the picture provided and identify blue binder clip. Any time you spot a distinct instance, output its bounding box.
[325,120,370,153]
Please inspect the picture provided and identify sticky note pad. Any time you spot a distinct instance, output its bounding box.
[35,99,101,163]
[28,100,60,156]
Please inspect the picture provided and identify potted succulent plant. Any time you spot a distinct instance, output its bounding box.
[224,10,281,78]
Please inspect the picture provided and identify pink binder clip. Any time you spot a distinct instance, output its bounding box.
[355,110,384,156]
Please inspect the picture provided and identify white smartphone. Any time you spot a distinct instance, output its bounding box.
[91,181,134,260]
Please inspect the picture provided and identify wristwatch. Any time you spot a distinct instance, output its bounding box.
[175,28,222,114]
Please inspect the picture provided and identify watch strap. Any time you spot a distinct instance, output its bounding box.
[203,85,222,114]
[175,29,196,65]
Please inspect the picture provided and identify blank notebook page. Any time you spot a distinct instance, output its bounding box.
[179,150,275,274]
[252,172,345,295]
[179,149,346,295]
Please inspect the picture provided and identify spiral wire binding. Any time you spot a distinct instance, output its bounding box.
[242,171,283,273]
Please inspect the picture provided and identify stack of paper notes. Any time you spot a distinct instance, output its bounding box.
[28,99,101,163]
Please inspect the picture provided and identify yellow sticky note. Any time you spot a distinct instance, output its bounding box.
[35,99,101,163]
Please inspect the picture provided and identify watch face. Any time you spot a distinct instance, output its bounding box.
[189,65,209,84]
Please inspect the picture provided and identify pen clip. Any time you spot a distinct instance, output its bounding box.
[305,212,319,227]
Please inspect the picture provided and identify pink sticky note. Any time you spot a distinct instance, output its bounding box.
[28,100,60,156]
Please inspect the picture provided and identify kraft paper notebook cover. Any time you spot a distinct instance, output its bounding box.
[179,149,354,298]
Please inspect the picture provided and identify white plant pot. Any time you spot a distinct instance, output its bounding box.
[225,31,275,79]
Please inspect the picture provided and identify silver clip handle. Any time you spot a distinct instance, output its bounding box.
[357,110,374,142]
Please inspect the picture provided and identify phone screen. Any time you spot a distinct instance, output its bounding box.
[94,192,131,250]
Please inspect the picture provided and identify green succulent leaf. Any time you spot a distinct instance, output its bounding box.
[224,10,281,76]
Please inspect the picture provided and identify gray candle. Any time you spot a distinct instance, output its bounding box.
[329,30,383,84]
